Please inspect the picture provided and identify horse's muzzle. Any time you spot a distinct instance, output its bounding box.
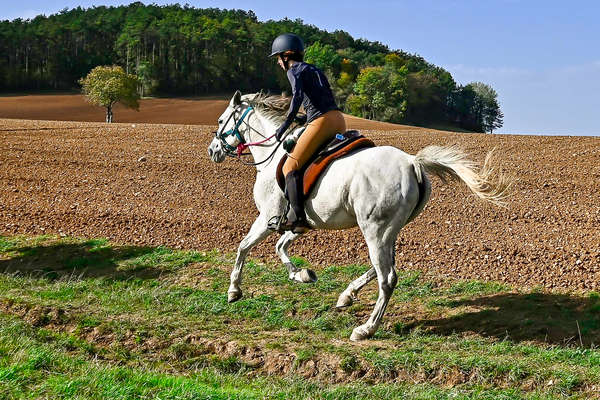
[208,139,226,163]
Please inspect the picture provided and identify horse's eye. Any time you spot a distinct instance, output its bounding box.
[218,119,223,124]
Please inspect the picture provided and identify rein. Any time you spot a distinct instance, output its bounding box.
[236,134,276,157]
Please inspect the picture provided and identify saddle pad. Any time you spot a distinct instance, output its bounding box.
[276,134,375,196]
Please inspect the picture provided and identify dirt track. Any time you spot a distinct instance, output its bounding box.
[1,95,599,290]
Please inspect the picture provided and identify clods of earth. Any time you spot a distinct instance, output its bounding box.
[1,97,599,291]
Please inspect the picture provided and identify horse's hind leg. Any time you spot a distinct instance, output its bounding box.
[275,231,317,283]
[228,215,272,303]
[336,268,377,308]
[350,232,398,341]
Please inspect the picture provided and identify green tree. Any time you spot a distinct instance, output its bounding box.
[79,65,140,123]
[0,3,501,130]
[346,53,410,122]
[348,64,407,122]
[449,85,479,131]
[333,58,358,104]
[136,60,155,97]
[347,66,385,119]
[468,81,504,133]
[491,108,504,133]
[304,41,341,74]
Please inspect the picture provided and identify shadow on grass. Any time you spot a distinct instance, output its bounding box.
[413,292,600,347]
[0,241,163,280]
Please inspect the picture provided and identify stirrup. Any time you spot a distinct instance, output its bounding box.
[267,214,310,234]
[267,214,286,233]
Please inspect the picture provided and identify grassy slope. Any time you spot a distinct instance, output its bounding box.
[1,235,599,399]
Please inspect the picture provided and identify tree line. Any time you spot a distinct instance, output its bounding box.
[0,2,502,132]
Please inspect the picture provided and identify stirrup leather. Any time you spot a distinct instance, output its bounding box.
[267,202,290,233]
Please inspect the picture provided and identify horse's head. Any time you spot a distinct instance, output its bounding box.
[208,90,250,163]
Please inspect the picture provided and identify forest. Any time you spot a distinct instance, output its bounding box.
[0,2,502,132]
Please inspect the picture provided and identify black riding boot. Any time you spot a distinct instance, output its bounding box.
[281,170,311,233]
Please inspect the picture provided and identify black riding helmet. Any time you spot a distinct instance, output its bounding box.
[269,33,304,57]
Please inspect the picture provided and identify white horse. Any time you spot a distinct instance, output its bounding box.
[207,91,509,341]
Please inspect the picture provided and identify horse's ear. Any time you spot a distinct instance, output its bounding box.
[230,90,242,107]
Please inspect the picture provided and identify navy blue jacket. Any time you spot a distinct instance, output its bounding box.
[276,62,339,138]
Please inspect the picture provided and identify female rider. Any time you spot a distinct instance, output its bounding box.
[270,33,346,233]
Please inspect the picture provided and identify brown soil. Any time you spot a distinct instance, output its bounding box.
[0,94,230,125]
[0,94,405,130]
[1,95,599,290]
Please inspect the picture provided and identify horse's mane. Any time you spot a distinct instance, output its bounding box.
[246,92,295,124]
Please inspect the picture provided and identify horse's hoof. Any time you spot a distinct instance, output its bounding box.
[228,290,242,303]
[299,268,317,283]
[336,291,353,308]
[350,325,371,341]
[289,267,318,283]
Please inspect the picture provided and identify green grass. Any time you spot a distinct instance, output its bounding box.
[120,246,215,271]
[448,280,512,295]
[1,234,600,399]
[0,315,570,400]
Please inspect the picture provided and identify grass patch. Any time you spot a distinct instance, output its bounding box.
[120,246,213,271]
[448,280,512,295]
[2,314,572,400]
[1,234,600,398]
[83,238,110,251]
[289,256,309,269]
[0,236,22,253]
[0,235,218,280]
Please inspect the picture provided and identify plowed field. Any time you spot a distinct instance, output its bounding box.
[1,95,599,290]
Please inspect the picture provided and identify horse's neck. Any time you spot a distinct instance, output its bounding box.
[246,113,286,175]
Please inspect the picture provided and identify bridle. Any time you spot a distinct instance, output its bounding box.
[213,103,289,166]
[214,104,252,153]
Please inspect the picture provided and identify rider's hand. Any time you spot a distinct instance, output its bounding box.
[295,114,307,125]
[275,125,286,141]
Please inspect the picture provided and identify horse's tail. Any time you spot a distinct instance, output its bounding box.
[412,145,511,208]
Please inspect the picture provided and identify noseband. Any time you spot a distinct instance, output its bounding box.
[215,104,254,155]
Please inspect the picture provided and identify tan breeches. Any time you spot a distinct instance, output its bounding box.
[282,110,347,176]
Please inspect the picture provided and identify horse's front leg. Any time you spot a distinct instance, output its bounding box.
[336,267,377,308]
[228,215,272,302]
[275,231,317,283]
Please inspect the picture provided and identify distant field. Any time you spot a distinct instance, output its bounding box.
[0,93,406,131]
[0,93,230,125]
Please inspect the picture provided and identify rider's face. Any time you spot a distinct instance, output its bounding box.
[277,55,286,70]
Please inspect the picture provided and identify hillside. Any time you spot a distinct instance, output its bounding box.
[0,3,500,131]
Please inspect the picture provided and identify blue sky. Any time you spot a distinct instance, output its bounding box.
[4,0,600,136]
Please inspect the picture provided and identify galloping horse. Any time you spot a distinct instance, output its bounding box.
[207,91,509,341]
